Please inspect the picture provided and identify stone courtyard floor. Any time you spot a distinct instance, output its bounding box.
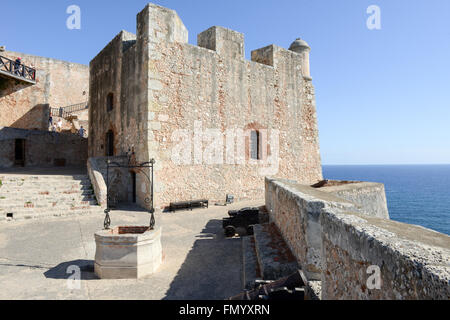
[0,199,263,300]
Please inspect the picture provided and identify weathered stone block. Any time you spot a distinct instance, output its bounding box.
[198,26,244,60]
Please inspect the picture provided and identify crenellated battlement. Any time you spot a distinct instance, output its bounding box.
[131,3,312,79]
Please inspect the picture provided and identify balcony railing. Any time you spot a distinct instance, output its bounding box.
[50,101,88,119]
[0,55,36,82]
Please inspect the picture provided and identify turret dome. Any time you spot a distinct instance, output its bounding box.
[289,38,310,53]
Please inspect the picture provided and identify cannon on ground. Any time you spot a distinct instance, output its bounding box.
[222,207,260,237]
[228,270,308,301]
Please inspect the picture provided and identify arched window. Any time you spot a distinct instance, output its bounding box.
[106,130,114,156]
[106,93,114,112]
[250,130,261,160]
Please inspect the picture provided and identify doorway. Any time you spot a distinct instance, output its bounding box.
[14,139,25,167]
[131,172,137,203]
[106,130,114,157]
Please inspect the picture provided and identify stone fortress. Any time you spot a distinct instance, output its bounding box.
[0,3,448,300]
[88,3,322,209]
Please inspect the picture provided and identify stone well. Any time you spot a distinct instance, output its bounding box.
[94,226,162,279]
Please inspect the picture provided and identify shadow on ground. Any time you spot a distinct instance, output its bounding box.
[163,219,242,300]
[44,259,98,280]
[113,203,149,213]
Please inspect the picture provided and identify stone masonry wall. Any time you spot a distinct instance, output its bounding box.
[321,208,449,299]
[0,51,89,130]
[89,3,323,209]
[265,177,450,300]
[0,127,87,168]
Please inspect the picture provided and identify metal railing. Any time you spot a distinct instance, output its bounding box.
[0,55,36,82]
[50,101,88,119]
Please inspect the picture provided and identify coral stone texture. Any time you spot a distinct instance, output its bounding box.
[0,51,89,131]
[89,3,323,209]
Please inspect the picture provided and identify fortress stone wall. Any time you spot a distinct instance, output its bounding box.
[89,3,323,209]
[265,177,450,300]
[0,51,89,131]
[0,127,87,168]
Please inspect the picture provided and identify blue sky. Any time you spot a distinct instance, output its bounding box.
[1,0,449,165]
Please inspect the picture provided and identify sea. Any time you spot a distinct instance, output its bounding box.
[322,165,450,236]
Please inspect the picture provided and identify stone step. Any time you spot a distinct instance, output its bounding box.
[0,204,99,213]
[0,172,99,222]
[0,175,89,182]
[253,223,299,281]
[242,236,262,290]
[0,205,101,214]
[0,186,94,193]
[0,193,96,202]
[0,199,98,210]
[0,206,103,222]
[0,180,91,188]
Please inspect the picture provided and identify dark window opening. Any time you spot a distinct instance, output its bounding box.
[106,93,114,112]
[14,139,25,167]
[131,172,137,203]
[106,130,114,157]
[250,130,261,160]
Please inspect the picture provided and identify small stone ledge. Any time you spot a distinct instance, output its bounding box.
[242,236,262,290]
[253,223,299,280]
[87,157,107,207]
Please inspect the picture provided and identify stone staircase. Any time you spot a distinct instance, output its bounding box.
[50,102,89,137]
[0,173,102,222]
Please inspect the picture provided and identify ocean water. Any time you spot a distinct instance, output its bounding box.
[322,165,450,236]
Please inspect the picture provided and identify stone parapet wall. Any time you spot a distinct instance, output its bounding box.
[321,208,450,299]
[318,181,389,219]
[265,177,355,280]
[265,177,450,299]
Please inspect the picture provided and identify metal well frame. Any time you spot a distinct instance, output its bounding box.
[103,153,156,230]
